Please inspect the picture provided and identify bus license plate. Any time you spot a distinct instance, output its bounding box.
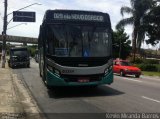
[78,78,90,83]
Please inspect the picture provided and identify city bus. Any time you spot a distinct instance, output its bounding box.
[8,47,30,68]
[38,9,113,89]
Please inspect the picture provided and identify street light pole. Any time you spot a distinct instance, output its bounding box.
[7,23,27,30]
[1,0,8,68]
[1,2,41,68]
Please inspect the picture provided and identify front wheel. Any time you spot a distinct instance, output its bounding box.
[8,63,10,67]
[135,75,140,78]
[120,70,125,77]
[27,64,30,68]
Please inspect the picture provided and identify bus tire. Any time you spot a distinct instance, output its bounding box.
[27,64,30,68]
[44,80,53,90]
[46,85,53,90]
[8,63,10,67]
[39,65,42,77]
[40,71,42,77]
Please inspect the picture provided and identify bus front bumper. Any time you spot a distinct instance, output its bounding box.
[46,70,113,86]
[11,61,30,66]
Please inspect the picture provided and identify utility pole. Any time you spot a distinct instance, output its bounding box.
[1,0,8,68]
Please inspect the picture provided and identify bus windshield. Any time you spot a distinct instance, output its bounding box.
[47,24,111,57]
[11,50,28,57]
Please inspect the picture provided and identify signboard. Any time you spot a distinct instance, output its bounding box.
[53,13,104,22]
[13,11,36,22]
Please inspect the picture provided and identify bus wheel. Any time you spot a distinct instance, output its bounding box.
[46,85,53,90]
[11,64,14,69]
[135,75,140,78]
[44,80,53,90]
[27,64,30,68]
[8,63,10,67]
[40,71,42,77]
[120,70,125,77]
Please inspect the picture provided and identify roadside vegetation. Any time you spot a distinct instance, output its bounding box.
[142,71,160,77]
[133,58,160,77]
[116,0,160,61]
[113,0,160,76]
[27,45,38,57]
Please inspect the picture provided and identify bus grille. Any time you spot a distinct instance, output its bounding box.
[62,75,102,83]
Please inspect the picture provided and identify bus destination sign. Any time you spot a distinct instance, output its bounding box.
[53,13,104,22]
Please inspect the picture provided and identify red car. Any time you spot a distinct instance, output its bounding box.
[113,59,141,78]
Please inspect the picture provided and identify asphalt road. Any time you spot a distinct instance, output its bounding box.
[11,59,160,119]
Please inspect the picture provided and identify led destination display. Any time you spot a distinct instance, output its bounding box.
[53,13,104,22]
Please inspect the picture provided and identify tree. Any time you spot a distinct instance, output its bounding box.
[143,1,160,45]
[116,0,154,61]
[27,45,38,57]
[113,28,131,59]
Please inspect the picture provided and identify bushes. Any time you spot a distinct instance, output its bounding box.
[136,64,160,72]
[133,58,160,72]
[144,59,160,64]
[133,58,144,64]
[133,58,160,64]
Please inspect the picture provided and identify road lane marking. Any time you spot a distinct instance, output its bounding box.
[124,78,143,83]
[141,76,160,81]
[142,96,160,103]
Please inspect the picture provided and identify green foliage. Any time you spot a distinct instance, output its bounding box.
[117,0,159,51]
[132,58,160,64]
[142,71,160,77]
[113,28,131,59]
[27,45,38,57]
[143,4,160,45]
[132,58,144,64]
[144,59,160,64]
[136,64,159,72]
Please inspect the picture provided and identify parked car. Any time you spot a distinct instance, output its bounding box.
[113,59,141,78]
[8,47,30,68]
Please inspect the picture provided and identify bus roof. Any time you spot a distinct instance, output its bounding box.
[42,9,111,26]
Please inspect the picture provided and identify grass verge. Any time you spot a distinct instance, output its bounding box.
[142,71,160,77]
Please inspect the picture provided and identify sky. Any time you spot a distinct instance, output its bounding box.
[0,0,159,49]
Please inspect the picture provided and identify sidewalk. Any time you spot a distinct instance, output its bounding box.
[0,63,44,119]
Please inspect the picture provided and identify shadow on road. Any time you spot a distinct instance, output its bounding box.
[47,86,125,99]
[10,65,30,69]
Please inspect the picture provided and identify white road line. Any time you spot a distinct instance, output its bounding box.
[142,96,160,103]
[141,76,160,81]
[124,77,143,83]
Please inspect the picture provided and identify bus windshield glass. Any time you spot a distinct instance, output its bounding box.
[120,61,132,66]
[47,24,111,57]
[11,50,28,57]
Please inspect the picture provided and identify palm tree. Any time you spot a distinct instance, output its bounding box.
[142,1,160,45]
[116,0,154,61]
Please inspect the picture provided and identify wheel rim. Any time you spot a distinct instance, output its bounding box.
[120,71,123,76]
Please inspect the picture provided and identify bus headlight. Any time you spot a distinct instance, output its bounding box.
[104,65,112,75]
[109,65,113,70]
[47,65,54,72]
[55,69,60,76]
[47,65,60,77]
[104,68,109,74]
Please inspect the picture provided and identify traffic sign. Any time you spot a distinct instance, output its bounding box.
[13,11,36,22]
